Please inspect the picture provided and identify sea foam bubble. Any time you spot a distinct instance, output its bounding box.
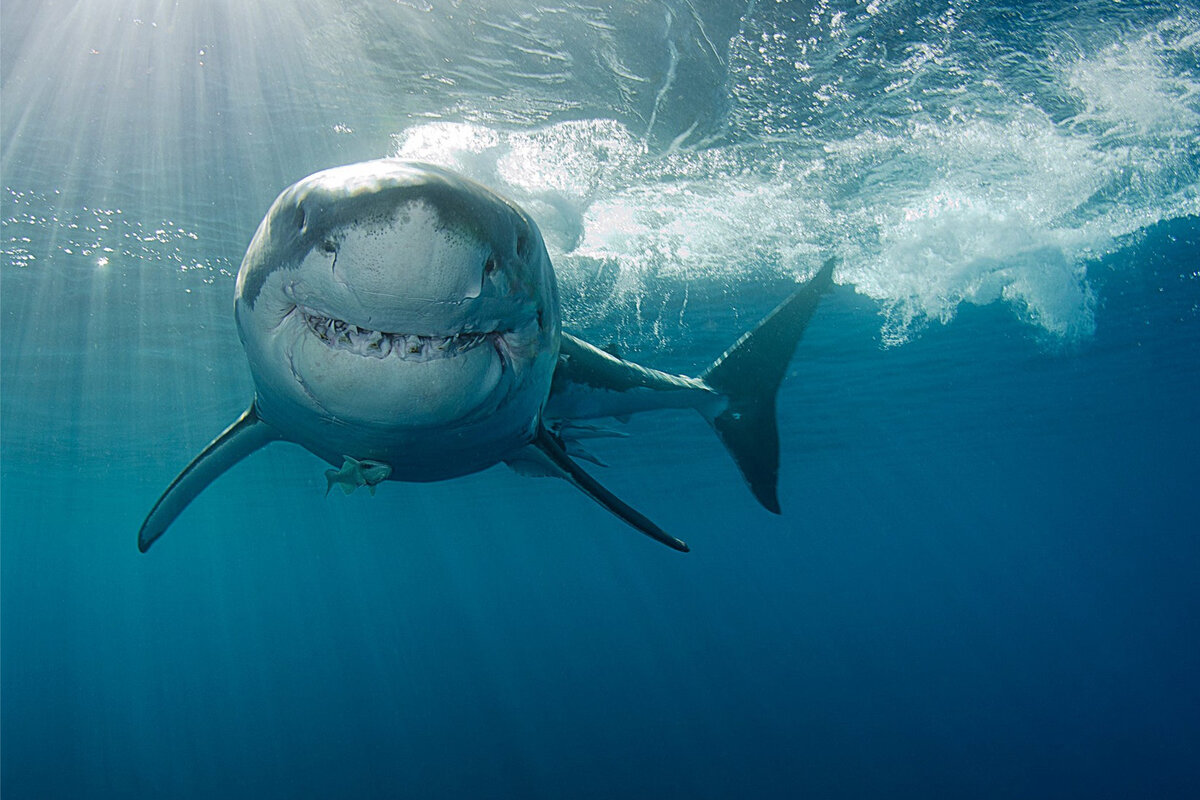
[392,16,1199,346]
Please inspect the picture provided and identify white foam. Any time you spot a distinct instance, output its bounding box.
[390,16,1200,346]
[830,114,1113,344]
[1066,16,1200,144]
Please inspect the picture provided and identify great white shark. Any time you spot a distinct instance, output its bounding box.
[139,159,835,553]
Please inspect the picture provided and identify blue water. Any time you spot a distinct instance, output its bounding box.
[3,1,1200,797]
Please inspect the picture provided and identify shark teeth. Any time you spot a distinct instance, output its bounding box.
[300,309,493,362]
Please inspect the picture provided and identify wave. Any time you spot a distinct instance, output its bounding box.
[392,12,1200,345]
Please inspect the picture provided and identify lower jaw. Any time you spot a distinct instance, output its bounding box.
[273,335,509,426]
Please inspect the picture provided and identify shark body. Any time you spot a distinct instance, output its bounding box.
[139,160,835,553]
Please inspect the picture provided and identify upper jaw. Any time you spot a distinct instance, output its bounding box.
[279,279,534,338]
[297,306,500,362]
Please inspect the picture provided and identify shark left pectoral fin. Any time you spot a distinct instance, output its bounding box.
[524,426,689,553]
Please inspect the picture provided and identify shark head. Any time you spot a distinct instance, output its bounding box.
[234,160,560,478]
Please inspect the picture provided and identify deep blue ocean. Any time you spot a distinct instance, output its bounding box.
[3,1,1200,797]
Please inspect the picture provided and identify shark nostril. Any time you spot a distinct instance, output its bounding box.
[483,254,498,276]
[295,206,307,231]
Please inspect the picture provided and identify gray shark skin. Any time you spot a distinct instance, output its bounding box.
[138,159,835,554]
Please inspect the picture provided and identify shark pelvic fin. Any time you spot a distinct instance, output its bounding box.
[700,257,836,514]
[138,402,281,552]
[529,426,689,552]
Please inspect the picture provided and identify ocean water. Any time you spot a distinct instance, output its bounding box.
[3,1,1199,797]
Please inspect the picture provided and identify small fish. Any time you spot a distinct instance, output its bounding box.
[325,456,392,496]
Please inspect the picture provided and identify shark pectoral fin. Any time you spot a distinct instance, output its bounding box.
[531,426,689,553]
[138,403,281,553]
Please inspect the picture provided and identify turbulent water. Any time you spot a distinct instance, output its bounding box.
[3,1,1199,797]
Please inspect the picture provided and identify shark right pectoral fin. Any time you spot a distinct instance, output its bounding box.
[526,426,689,553]
[138,402,281,552]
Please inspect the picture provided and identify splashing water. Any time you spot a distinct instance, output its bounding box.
[391,11,1200,346]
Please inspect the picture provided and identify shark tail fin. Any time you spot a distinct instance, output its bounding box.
[699,257,836,514]
[138,403,280,552]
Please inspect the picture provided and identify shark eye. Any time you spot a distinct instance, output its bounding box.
[320,239,337,255]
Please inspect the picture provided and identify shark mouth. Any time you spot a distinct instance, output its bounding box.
[300,308,496,362]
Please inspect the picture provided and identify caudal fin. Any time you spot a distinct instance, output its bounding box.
[700,257,836,513]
